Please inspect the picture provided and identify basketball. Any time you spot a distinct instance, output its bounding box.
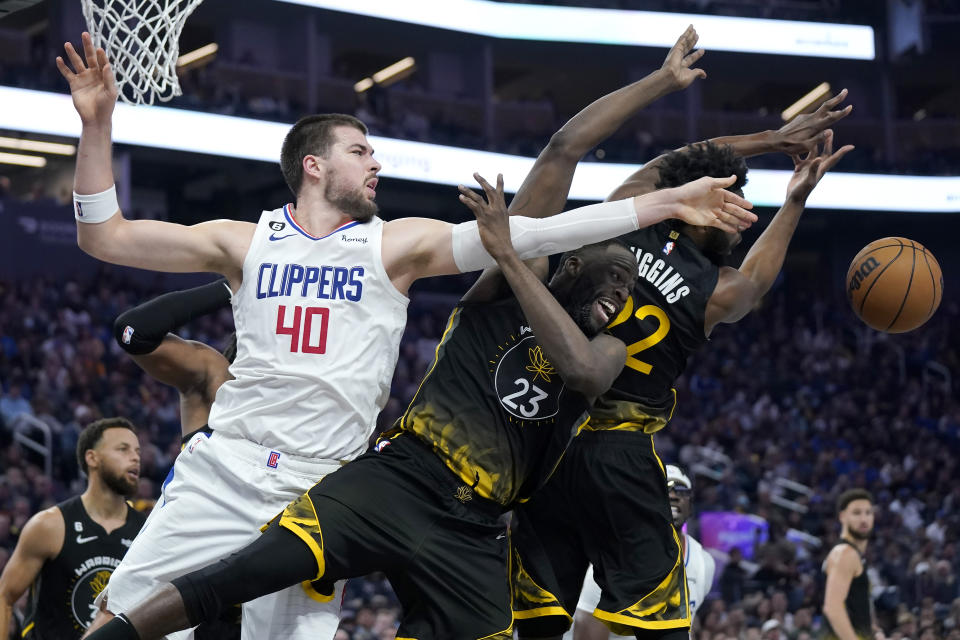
[846,237,943,333]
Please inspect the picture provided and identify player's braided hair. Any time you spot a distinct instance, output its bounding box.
[280,114,369,199]
[655,141,748,196]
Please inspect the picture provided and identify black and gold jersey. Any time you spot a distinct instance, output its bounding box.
[588,222,719,433]
[823,541,873,640]
[396,297,591,507]
[22,496,145,639]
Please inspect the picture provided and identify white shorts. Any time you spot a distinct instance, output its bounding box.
[103,430,345,640]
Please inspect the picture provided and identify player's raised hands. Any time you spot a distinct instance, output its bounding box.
[666,175,757,233]
[56,32,119,126]
[458,173,514,260]
[660,25,707,90]
[774,88,853,156]
[786,129,854,204]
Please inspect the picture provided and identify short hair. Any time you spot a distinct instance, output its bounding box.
[655,141,748,196]
[77,417,137,475]
[837,488,874,513]
[556,237,634,273]
[222,332,237,364]
[280,114,368,199]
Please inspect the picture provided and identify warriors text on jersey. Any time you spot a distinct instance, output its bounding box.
[396,297,591,506]
[22,496,145,639]
[588,222,719,432]
[208,206,408,460]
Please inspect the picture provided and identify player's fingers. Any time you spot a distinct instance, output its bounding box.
[683,48,706,67]
[495,173,504,197]
[821,87,848,111]
[458,184,484,205]
[102,62,118,95]
[708,174,737,190]
[821,129,834,157]
[82,32,98,70]
[829,104,853,122]
[821,145,855,172]
[64,41,86,73]
[709,211,740,234]
[474,172,498,201]
[55,56,74,80]
[458,193,483,216]
[722,202,757,226]
[96,47,109,70]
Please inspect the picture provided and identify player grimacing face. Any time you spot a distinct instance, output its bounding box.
[321,126,382,222]
[91,427,142,497]
[840,498,875,541]
[555,245,638,338]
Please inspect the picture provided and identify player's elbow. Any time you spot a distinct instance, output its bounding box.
[544,130,584,162]
[563,366,613,398]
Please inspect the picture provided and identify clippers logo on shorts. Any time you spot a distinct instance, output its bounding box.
[267,451,281,468]
[491,333,565,422]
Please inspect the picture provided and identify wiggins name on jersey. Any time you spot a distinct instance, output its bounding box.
[587,222,719,433]
[396,297,591,507]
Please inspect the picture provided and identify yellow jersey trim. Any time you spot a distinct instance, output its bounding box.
[301,580,335,603]
[21,622,35,637]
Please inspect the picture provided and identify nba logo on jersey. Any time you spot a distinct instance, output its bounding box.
[122,325,135,344]
[267,451,281,468]
[662,241,675,256]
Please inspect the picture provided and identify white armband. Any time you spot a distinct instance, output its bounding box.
[74,185,120,223]
[451,196,638,273]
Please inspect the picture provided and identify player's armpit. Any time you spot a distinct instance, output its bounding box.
[704,266,762,333]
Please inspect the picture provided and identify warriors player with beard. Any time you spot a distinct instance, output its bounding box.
[0,419,145,639]
[58,32,753,639]
[512,125,853,639]
[823,490,885,640]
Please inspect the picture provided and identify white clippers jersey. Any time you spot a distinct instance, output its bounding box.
[208,205,408,461]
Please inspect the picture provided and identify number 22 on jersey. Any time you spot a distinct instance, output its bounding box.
[607,296,670,374]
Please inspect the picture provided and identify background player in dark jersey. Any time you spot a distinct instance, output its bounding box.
[823,490,884,640]
[84,280,237,637]
[0,418,144,639]
[82,166,752,640]
[512,105,854,639]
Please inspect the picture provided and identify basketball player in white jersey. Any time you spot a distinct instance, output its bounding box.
[571,464,716,640]
[58,33,754,639]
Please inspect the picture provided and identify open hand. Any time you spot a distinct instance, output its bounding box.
[660,25,707,90]
[786,129,854,204]
[56,32,118,126]
[458,173,514,260]
[669,175,756,232]
[775,88,852,156]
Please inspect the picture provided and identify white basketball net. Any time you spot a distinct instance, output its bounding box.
[81,0,204,105]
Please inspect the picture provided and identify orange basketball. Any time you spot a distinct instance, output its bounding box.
[846,237,943,333]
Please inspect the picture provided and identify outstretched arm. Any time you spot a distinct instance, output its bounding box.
[510,25,706,220]
[57,33,251,286]
[383,174,755,293]
[459,174,627,399]
[704,131,854,331]
[608,88,853,201]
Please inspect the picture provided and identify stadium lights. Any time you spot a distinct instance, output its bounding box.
[2,85,958,212]
[275,0,876,60]
[782,82,832,122]
[176,43,218,68]
[0,136,75,155]
[355,57,417,93]
[0,151,47,167]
